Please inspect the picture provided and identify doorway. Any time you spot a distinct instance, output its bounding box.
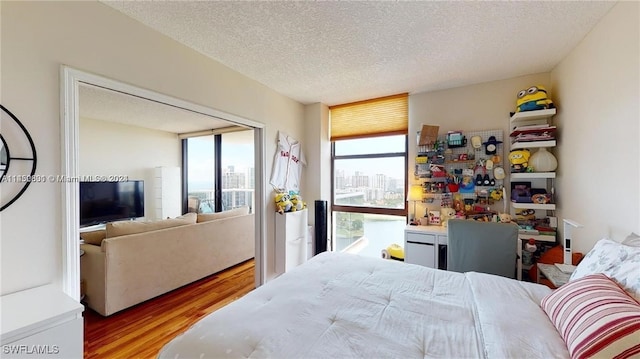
[60,66,267,300]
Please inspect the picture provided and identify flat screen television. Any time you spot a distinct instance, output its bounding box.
[79,180,145,227]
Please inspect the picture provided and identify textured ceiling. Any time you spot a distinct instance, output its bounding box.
[101,1,616,106]
[79,84,235,133]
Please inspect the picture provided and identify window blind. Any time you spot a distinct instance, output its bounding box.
[329,93,408,141]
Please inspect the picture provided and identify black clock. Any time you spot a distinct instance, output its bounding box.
[1,105,37,211]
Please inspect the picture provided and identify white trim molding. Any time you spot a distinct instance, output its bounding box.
[60,66,266,300]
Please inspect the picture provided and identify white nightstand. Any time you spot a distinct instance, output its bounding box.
[536,263,575,288]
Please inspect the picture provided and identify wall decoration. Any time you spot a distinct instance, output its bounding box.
[1,105,37,211]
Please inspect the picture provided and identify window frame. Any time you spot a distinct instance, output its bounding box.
[330,135,409,217]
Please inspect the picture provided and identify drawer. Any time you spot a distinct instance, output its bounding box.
[406,232,436,245]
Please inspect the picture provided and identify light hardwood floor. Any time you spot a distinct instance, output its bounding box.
[83,259,255,359]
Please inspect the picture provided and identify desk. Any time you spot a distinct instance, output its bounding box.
[404,225,448,269]
[536,263,574,288]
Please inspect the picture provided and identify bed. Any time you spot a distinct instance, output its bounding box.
[159,237,640,359]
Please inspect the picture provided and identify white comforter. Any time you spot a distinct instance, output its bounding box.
[159,252,569,358]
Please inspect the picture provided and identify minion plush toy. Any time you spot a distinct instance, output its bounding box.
[274,192,292,214]
[508,149,531,173]
[516,85,554,112]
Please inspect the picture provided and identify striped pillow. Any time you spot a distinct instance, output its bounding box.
[541,273,640,359]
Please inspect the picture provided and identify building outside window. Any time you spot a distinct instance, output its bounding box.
[330,94,408,259]
[185,130,254,213]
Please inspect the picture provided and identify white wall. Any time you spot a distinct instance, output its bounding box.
[550,2,640,253]
[302,103,331,241]
[1,1,304,294]
[79,117,181,220]
[409,73,550,218]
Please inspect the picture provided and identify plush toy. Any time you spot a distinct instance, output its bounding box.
[289,192,307,212]
[515,208,536,221]
[274,192,292,214]
[516,85,554,112]
[508,149,531,173]
[498,213,515,224]
[440,207,456,227]
[490,188,503,201]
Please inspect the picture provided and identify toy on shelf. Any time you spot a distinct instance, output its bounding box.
[515,85,555,113]
[290,191,307,211]
[498,213,516,224]
[508,149,531,173]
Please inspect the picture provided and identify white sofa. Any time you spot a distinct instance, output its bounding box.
[80,207,254,316]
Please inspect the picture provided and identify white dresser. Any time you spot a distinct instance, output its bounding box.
[1,285,84,358]
[275,209,308,275]
[404,225,448,269]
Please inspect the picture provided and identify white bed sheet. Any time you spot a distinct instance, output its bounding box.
[159,252,569,359]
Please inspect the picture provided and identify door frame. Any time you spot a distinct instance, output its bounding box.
[60,65,267,299]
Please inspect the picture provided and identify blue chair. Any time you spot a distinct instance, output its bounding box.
[447,219,519,279]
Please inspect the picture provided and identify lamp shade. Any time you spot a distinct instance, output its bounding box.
[408,185,423,202]
[529,147,558,172]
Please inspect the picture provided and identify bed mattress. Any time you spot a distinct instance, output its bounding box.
[159,252,569,358]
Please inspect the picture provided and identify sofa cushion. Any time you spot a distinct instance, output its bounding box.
[106,212,197,238]
[197,206,249,223]
[81,229,106,245]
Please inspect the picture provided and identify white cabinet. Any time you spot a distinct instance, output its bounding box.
[1,285,84,359]
[154,166,181,219]
[404,225,448,269]
[509,108,558,280]
[275,209,308,275]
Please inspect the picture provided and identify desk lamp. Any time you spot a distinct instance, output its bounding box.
[563,219,583,265]
[408,185,423,225]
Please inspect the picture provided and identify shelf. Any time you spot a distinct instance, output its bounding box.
[511,202,556,210]
[510,172,556,179]
[510,108,557,124]
[510,140,556,150]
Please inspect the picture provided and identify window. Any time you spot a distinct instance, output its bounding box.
[184,130,254,213]
[330,94,408,258]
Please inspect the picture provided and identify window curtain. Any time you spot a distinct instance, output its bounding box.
[329,93,408,141]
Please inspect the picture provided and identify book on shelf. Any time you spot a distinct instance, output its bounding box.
[510,126,556,137]
[511,133,556,143]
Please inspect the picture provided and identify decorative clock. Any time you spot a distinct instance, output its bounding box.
[1,105,37,211]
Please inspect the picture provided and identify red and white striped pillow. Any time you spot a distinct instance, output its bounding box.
[541,273,640,359]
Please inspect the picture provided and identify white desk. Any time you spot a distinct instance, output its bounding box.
[404,225,448,269]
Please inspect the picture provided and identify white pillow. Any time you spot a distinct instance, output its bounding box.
[570,238,640,301]
[622,232,640,247]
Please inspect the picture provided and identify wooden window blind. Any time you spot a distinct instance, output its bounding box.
[329,93,408,141]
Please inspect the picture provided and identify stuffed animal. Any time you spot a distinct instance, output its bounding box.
[274,192,292,214]
[515,208,536,221]
[490,188,503,201]
[289,192,307,212]
[516,85,554,112]
[508,149,531,173]
[440,207,456,227]
[498,213,515,224]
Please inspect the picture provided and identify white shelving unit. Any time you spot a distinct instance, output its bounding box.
[509,108,558,281]
[275,209,308,276]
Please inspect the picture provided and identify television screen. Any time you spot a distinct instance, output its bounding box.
[79,180,144,227]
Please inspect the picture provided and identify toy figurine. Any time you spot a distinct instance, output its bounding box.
[274,191,292,214]
[516,85,554,112]
[508,149,531,173]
